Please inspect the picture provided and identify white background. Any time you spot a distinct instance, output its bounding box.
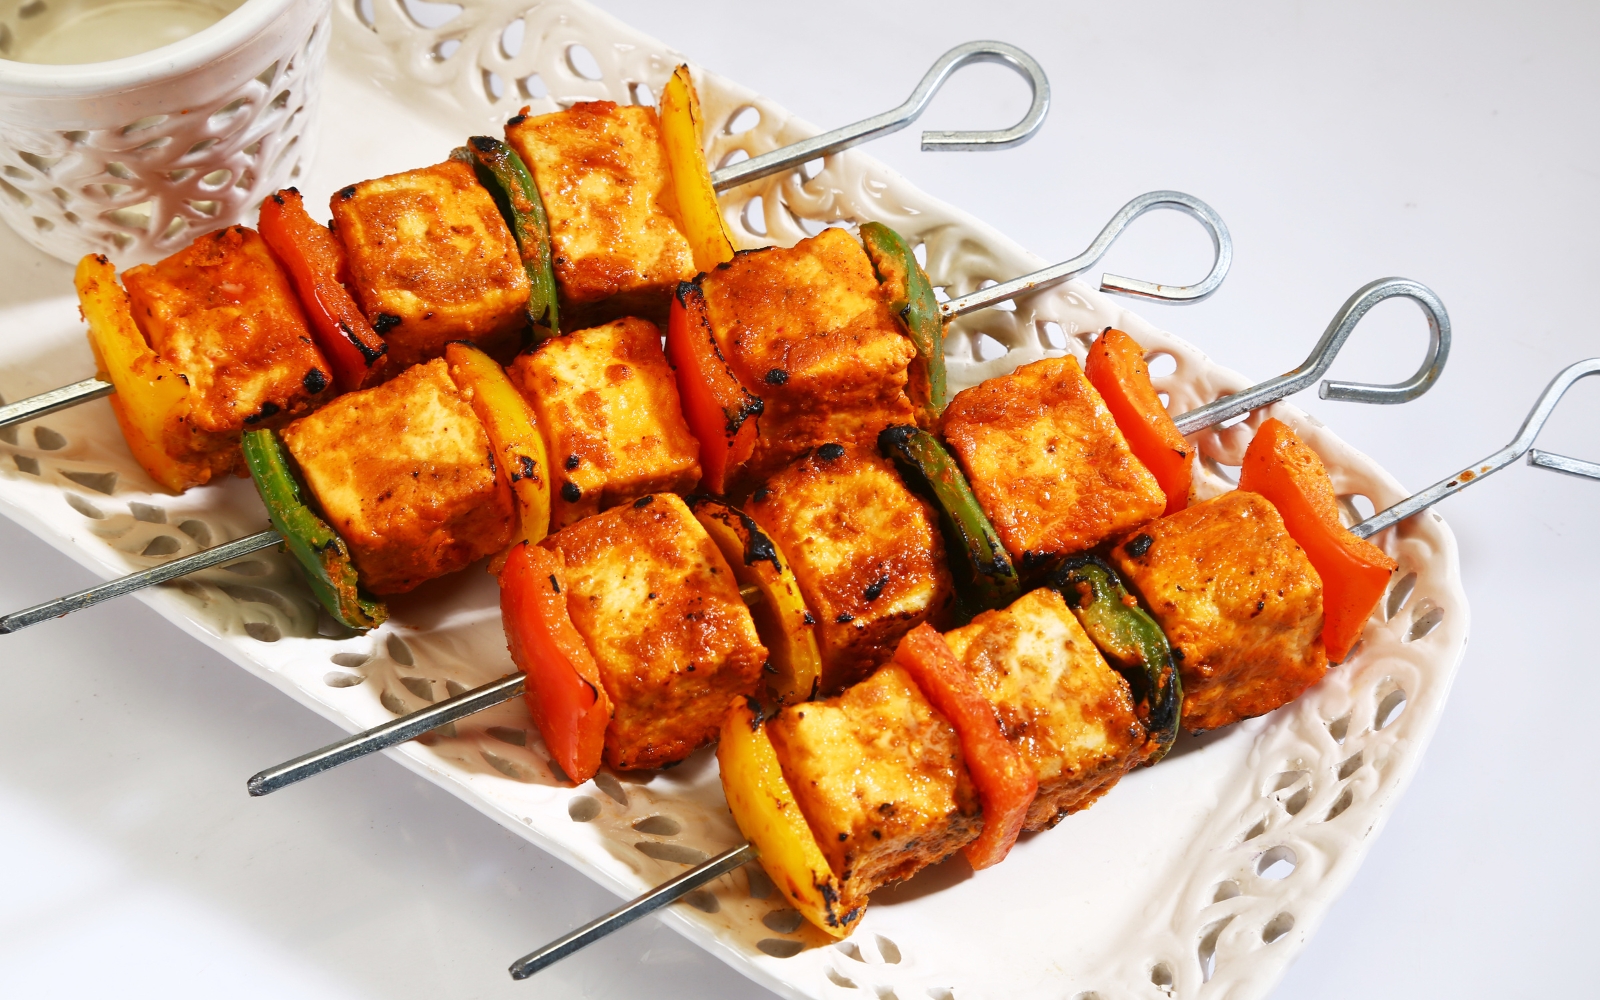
[1,1,1596,997]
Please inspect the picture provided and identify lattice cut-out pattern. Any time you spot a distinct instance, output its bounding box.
[0,6,330,265]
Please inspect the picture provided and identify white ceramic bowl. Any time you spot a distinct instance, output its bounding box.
[0,0,330,265]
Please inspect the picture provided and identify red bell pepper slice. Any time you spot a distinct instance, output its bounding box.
[258,188,389,393]
[498,541,613,783]
[892,623,1036,870]
[1239,418,1398,664]
[665,280,762,494]
[1085,328,1192,515]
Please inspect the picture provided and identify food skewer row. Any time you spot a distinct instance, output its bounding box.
[0,192,1231,636]
[505,355,1600,980]
[0,42,1048,464]
[242,278,1444,794]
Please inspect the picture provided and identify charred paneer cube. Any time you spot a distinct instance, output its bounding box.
[123,225,333,449]
[547,493,767,770]
[943,587,1146,830]
[767,663,980,913]
[507,317,700,528]
[942,355,1166,568]
[506,101,695,327]
[747,444,953,694]
[1109,490,1326,733]
[279,358,514,594]
[698,228,917,488]
[330,159,530,369]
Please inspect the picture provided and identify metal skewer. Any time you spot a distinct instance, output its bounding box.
[501,356,1598,982]
[0,42,1047,436]
[709,41,1049,192]
[1351,357,1600,538]
[0,528,282,634]
[0,193,1233,637]
[243,273,1448,796]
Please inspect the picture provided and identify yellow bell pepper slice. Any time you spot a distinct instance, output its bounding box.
[691,497,821,704]
[445,342,552,556]
[75,253,214,494]
[660,64,735,273]
[717,697,861,939]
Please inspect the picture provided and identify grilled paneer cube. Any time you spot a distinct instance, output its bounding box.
[330,159,530,369]
[747,444,953,694]
[942,355,1166,567]
[507,317,700,528]
[943,587,1146,830]
[1109,490,1327,733]
[280,358,514,594]
[698,228,918,488]
[767,663,980,913]
[547,493,767,770]
[123,225,333,448]
[506,101,695,327]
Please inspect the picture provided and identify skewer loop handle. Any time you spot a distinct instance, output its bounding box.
[710,41,1049,192]
[1351,357,1600,538]
[1172,277,1450,435]
[941,190,1233,318]
[0,377,114,430]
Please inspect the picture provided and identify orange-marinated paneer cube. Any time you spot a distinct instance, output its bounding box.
[943,587,1146,830]
[767,663,980,913]
[747,444,953,694]
[698,228,917,488]
[1109,490,1327,733]
[279,358,514,594]
[330,159,529,369]
[942,355,1166,567]
[546,493,767,770]
[123,225,333,445]
[507,317,700,528]
[506,101,695,327]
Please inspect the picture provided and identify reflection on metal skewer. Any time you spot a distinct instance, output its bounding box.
[241,274,1449,796]
[500,357,1598,981]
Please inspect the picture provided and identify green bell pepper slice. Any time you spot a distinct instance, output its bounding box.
[241,429,387,631]
[1051,555,1180,762]
[455,136,560,341]
[879,424,1020,623]
[860,221,946,427]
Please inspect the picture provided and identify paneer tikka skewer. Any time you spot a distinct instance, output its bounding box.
[243,272,1448,801]
[0,186,1233,634]
[505,354,1600,980]
[0,43,1047,483]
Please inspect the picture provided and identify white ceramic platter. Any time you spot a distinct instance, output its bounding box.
[0,2,1469,998]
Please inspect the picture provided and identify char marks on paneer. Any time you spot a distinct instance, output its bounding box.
[330,159,530,368]
[698,229,917,489]
[943,587,1146,830]
[547,493,767,770]
[122,225,333,463]
[508,317,701,528]
[506,101,696,327]
[1109,490,1326,733]
[942,355,1166,567]
[279,358,515,594]
[747,443,953,694]
[767,663,981,914]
